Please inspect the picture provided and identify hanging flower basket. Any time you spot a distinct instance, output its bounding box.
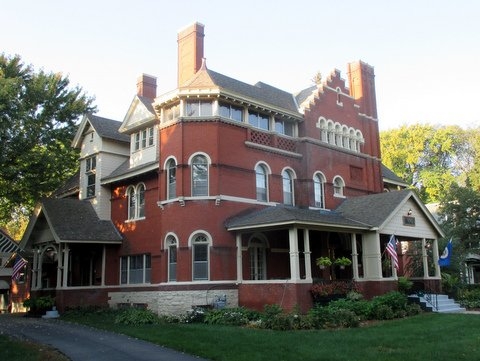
[316,257,333,269]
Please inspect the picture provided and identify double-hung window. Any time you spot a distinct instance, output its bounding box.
[127,183,146,220]
[191,155,208,196]
[192,233,209,280]
[248,111,269,130]
[282,169,294,206]
[85,156,96,198]
[186,100,213,117]
[255,164,268,202]
[120,254,151,284]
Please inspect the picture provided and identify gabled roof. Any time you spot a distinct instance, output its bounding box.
[225,206,371,231]
[72,114,129,148]
[336,189,444,236]
[0,229,19,253]
[119,95,157,134]
[21,198,123,246]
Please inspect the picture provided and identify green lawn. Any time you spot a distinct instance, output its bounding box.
[59,311,480,361]
[0,335,68,361]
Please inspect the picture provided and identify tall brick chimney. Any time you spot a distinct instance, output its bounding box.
[177,22,205,86]
[137,74,157,99]
[347,61,377,119]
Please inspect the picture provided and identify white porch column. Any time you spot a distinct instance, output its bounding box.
[362,233,383,279]
[236,234,243,282]
[303,229,312,282]
[351,233,359,280]
[62,244,69,287]
[289,227,300,281]
[422,238,429,277]
[432,238,441,277]
[56,243,63,288]
[101,245,106,286]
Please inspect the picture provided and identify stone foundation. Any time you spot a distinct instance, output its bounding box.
[108,288,239,315]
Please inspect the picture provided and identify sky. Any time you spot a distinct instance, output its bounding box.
[2,0,479,130]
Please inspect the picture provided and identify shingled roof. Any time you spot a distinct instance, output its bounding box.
[0,229,19,253]
[39,198,122,243]
[180,62,301,115]
[225,206,371,231]
[336,189,414,228]
[87,114,130,143]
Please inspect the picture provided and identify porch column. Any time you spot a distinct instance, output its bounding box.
[62,244,69,287]
[101,245,106,286]
[236,234,243,282]
[432,238,441,277]
[289,227,300,281]
[363,233,382,279]
[37,248,44,289]
[56,243,63,288]
[303,229,312,282]
[351,233,359,280]
[32,248,38,290]
[422,238,429,277]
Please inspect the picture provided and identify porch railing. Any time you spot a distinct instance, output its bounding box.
[421,278,438,311]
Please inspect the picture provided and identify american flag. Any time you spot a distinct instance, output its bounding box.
[386,235,399,270]
[12,255,27,281]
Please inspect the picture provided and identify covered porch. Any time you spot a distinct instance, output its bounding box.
[226,190,445,312]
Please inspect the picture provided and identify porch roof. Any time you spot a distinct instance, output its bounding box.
[224,206,372,231]
[21,198,123,246]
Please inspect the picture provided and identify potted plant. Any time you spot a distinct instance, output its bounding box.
[334,256,352,269]
[316,256,332,269]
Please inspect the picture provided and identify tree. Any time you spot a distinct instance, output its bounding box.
[380,124,472,203]
[0,54,95,235]
[438,184,480,276]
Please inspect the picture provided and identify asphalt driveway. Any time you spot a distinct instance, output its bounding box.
[0,313,208,361]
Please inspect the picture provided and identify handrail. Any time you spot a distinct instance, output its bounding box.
[422,278,438,311]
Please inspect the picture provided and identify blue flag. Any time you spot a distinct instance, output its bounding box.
[438,239,452,267]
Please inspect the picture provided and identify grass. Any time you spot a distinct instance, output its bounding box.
[2,310,479,361]
[0,335,69,361]
[59,310,480,361]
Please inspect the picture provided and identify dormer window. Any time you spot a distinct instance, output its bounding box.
[186,100,213,117]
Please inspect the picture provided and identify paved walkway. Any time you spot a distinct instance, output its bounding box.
[0,314,208,361]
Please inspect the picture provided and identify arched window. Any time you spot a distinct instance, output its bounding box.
[333,176,345,197]
[327,121,335,144]
[191,232,210,280]
[282,169,295,206]
[191,154,208,196]
[255,163,269,202]
[313,172,326,208]
[137,184,145,218]
[166,158,177,200]
[249,236,268,280]
[318,117,328,142]
[336,87,343,106]
[335,123,342,147]
[126,183,146,220]
[349,128,356,151]
[166,234,178,282]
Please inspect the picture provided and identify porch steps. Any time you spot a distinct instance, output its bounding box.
[409,294,466,313]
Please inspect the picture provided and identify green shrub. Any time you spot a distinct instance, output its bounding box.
[398,276,413,294]
[369,291,408,318]
[371,304,395,320]
[458,287,480,308]
[204,307,260,326]
[327,298,371,320]
[114,308,159,325]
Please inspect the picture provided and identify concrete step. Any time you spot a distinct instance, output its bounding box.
[409,294,466,313]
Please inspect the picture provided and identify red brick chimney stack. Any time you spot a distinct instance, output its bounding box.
[136,74,157,99]
[347,61,377,119]
[177,22,205,86]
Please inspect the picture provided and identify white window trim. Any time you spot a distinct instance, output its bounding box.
[188,230,212,281]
